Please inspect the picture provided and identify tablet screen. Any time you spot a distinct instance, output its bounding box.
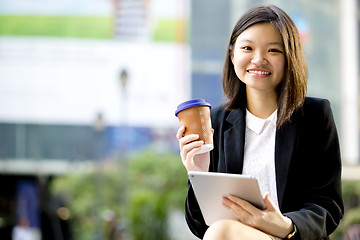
[188,171,265,226]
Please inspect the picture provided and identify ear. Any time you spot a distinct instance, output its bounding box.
[229,44,234,64]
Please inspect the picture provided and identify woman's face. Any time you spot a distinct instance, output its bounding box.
[231,23,286,95]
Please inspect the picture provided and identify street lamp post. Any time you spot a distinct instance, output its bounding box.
[93,112,105,240]
[119,68,130,239]
[120,69,129,98]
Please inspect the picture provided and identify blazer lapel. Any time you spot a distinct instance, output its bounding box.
[224,108,246,174]
[275,122,297,207]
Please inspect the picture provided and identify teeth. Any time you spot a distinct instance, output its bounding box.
[248,70,270,75]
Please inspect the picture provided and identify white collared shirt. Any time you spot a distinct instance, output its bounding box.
[242,109,279,208]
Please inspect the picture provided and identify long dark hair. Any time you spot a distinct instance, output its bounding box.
[222,5,307,127]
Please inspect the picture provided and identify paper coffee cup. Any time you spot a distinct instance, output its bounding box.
[175,99,213,154]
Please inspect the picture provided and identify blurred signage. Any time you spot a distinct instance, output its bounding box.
[13,180,41,240]
[0,0,190,128]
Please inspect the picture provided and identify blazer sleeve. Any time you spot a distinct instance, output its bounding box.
[282,98,344,240]
[184,181,208,238]
[184,106,226,238]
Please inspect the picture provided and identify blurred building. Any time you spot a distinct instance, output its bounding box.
[113,0,150,41]
[0,0,359,239]
[0,0,189,238]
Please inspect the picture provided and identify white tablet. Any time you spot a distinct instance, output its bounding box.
[188,171,265,226]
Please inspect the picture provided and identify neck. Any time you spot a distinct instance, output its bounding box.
[246,88,277,119]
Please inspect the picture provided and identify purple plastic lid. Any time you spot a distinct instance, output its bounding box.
[175,98,211,117]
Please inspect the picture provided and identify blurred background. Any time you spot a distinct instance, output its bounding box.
[0,0,359,239]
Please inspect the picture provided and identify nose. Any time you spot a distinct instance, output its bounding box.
[251,52,268,66]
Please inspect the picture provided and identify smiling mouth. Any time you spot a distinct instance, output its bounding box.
[247,70,271,75]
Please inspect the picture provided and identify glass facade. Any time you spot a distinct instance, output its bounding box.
[190,0,231,105]
[192,0,340,118]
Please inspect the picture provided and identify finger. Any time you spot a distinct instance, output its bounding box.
[184,145,204,163]
[222,196,233,209]
[182,139,204,152]
[227,195,261,215]
[176,126,185,140]
[263,192,278,212]
[178,134,200,149]
[222,197,251,222]
[182,140,204,160]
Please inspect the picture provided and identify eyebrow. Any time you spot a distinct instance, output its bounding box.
[238,39,284,46]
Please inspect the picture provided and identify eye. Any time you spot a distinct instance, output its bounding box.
[241,46,253,51]
[269,48,282,53]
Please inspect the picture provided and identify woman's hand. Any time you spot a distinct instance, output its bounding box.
[222,193,293,238]
[176,126,210,172]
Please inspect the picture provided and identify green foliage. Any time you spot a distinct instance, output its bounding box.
[0,15,112,38]
[51,171,94,239]
[51,150,188,240]
[128,150,188,240]
[129,191,168,239]
[152,18,188,42]
[51,163,126,240]
[342,180,360,198]
[332,180,360,239]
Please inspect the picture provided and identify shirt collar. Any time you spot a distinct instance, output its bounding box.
[246,109,277,135]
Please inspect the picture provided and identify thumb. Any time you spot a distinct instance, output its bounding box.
[263,192,277,211]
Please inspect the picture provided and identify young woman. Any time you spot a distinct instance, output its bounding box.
[176,5,343,240]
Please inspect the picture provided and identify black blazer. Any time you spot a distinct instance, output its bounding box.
[185,97,344,240]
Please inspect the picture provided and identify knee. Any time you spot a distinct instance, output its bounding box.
[203,219,238,240]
